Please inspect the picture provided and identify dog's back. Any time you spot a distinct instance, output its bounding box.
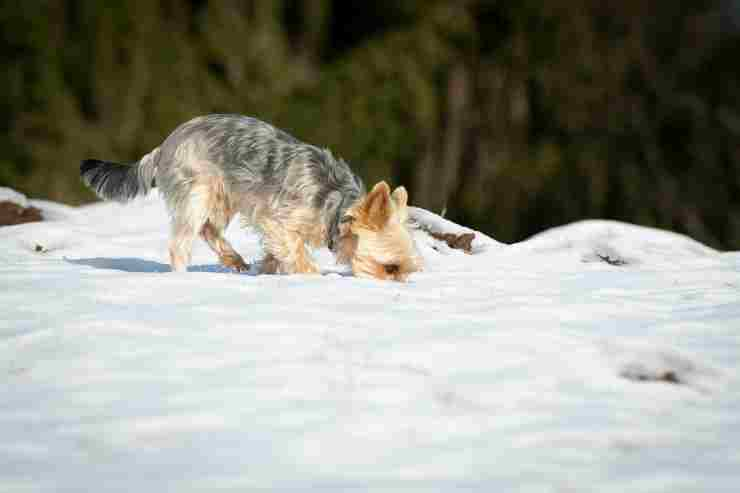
[154,114,364,222]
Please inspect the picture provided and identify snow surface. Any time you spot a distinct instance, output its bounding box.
[0,187,29,208]
[1,190,739,492]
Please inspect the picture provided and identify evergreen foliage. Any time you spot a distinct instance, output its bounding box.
[1,0,738,247]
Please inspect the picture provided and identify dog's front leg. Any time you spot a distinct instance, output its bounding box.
[261,223,319,275]
[290,235,320,274]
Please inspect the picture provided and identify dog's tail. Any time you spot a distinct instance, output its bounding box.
[80,148,160,203]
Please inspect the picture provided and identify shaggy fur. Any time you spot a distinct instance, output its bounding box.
[81,114,422,281]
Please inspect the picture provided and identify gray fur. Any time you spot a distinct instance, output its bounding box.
[80,148,159,203]
[81,114,366,249]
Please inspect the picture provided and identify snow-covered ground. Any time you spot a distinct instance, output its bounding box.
[1,188,739,492]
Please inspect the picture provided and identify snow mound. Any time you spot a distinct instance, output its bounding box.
[603,341,724,393]
[408,206,503,256]
[510,219,717,266]
[28,199,78,222]
[1,189,739,492]
[0,187,29,208]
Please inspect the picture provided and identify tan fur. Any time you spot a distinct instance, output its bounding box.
[334,220,359,266]
[259,216,320,274]
[391,186,409,223]
[170,176,420,281]
[252,204,326,274]
[260,253,281,274]
[200,220,248,272]
[339,182,423,282]
[169,176,243,272]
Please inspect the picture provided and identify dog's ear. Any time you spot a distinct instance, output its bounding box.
[391,186,407,209]
[391,186,408,222]
[360,181,393,229]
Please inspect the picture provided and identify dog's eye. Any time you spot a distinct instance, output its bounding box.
[383,264,400,275]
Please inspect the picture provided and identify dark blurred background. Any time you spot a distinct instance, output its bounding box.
[2,0,739,248]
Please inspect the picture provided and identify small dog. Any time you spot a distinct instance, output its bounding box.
[81,114,422,281]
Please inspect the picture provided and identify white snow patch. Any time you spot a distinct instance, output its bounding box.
[408,206,502,253]
[508,219,718,267]
[0,187,29,208]
[28,199,78,222]
[1,188,739,492]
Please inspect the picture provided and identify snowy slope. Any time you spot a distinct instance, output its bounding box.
[1,189,739,492]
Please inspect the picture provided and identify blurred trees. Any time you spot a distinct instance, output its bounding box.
[1,0,739,248]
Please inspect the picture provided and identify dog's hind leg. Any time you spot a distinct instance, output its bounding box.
[169,221,198,272]
[200,219,249,272]
[167,182,212,272]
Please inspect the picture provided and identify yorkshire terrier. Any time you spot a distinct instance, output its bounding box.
[81,114,422,281]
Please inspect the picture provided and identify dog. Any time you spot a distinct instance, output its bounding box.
[80,114,422,281]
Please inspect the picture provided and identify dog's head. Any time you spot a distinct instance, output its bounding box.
[337,181,422,282]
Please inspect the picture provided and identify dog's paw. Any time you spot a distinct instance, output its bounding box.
[221,254,250,273]
[259,254,281,274]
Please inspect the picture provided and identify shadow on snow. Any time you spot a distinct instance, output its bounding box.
[65,257,253,274]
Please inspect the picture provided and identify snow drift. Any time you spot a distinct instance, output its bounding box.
[1,188,739,492]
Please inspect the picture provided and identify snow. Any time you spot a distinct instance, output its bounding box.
[0,187,29,208]
[1,190,739,492]
[408,206,503,253]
